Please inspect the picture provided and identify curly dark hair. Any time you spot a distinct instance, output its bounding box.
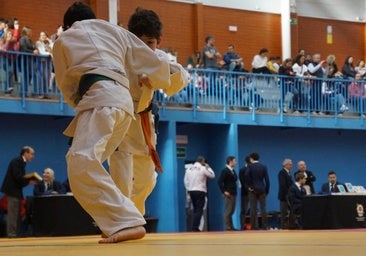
[127,7,162,39]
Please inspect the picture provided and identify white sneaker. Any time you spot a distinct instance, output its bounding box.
[340,104,349,112]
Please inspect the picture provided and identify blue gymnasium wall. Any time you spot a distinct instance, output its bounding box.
[237,125,366,215]
[147,122,366,232]
[2,114,366,233]
[0,113,72,196]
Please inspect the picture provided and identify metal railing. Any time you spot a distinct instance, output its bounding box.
[1,51,365,123]
[155,68,366,121]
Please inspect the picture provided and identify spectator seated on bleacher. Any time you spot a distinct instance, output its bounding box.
[222,44,245,72]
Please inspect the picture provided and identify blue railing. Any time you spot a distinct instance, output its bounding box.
[155,68,366,122]
[1,51,366,123]
[0,50,59,104]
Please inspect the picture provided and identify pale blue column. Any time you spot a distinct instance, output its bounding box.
[227,123,241,229]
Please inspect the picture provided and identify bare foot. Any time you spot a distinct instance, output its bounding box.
[98,226,146,244]
[101,233,108,238]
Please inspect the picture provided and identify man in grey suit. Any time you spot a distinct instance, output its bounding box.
[278,158,294,229]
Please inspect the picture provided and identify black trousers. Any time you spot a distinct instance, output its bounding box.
[189,191,206,231]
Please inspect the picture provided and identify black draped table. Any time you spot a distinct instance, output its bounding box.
[30,194,101,236]
[302,194,366,229]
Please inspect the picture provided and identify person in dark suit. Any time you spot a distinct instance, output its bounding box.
[247,152,270,230]
[320,171,346,194]
[0,146,36,237]
[277,158,294,229]
[218,156,238,231]
[288,172,307,229]
[294,160,316,194]
[33,168,66,196]
[239,156,250,230]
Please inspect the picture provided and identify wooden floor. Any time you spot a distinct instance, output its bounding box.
[1,230,366,256]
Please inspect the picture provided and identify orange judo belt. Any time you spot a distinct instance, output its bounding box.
[140,112,163,173]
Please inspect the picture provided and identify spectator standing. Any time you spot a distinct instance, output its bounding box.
[12,18,21,41]
[247,152,270,230]
[35,31,53,98]
[1,29,20,94]
[342,56,356,79]
[19,26,38,95]
[294,161,316,194]
[292,54,312,113]
[0,18,6,38]
[278,58,297,113]
[218,156,238,231]
[202,35,221,70]
[0,146,36,237]
[33,168,65,196]
[239,156,250,230]
[277,158,294,229]
[49,25,63,91]
[308,53,326,114]
[184,156,215,231]
[348,73,366,117]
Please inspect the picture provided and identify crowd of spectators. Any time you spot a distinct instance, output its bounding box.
[1,18,366,116]
[184,36,366,116]
[0,17,62,99]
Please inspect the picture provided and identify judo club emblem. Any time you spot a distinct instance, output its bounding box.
[356,204,365,222]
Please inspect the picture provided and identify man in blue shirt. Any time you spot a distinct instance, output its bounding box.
[223,44,244,72]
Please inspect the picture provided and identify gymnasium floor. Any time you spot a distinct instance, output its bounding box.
[1,229,365,256]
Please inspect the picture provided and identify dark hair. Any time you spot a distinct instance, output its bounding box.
[128,7,162,39]
[294,54,305,65]
[205,35,213,43]
[259,48,268,55]
[244,156,251,164]
[328,171,336,176]
[226,156,235,165]
[63,2,96,29]
[20,146,32,156]
[196,156,205,164]
[295,172,306,182]
[344,56,353,65]
[282,58,293,67]
[249,152,260,161]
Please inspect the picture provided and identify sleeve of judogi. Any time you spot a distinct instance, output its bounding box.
[125,33,171,90]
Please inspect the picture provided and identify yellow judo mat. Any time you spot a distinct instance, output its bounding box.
[1,230,365,256]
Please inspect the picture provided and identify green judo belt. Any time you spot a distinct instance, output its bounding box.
[76,74,114,102]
